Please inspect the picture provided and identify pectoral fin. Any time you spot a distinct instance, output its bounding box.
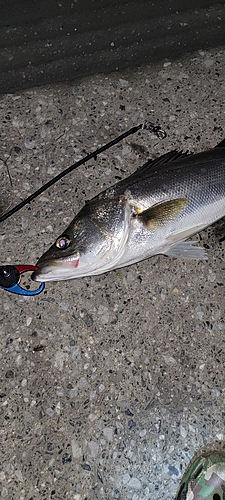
[138,198,188,229]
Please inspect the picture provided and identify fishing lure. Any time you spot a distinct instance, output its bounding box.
[0,265,44,295]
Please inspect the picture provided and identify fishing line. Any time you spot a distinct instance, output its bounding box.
[0,121,166,224]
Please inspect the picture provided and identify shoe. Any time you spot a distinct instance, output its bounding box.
[175,451,225,499]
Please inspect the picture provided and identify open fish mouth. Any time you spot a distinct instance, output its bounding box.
[32,257,80,282]
[32,140,225,282]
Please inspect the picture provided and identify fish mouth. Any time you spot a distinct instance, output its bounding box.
[32,256,80,282]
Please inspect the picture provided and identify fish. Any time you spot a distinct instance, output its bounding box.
[32,139,225,282]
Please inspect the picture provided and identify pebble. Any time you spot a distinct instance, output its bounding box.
[24,140,36,149]
[60,300,69,311]
[164,465,180,477]
[180,425,187,439]
[46,408,54,417]
[88,441,99,458]
[71,439,82,458]
[122,473,130,484]
[128,477,142,489]
[103,427,113,441]
[14,469,23,482]
[69,387,78,398]
[54,351,69,370]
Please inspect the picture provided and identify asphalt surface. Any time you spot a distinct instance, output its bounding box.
[0,0,224,93]
[0,45,225,499]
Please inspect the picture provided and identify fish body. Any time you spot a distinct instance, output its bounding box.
[33,141,225,282]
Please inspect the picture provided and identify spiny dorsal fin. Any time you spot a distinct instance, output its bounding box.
[138,198,188,229]
[133,150,191,176]
[125,150,190,183]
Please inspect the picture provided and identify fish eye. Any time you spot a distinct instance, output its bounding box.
[55,235,71,249]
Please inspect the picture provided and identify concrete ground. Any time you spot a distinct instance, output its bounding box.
[0,47,225,499]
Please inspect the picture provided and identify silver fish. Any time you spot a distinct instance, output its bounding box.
[33,140,225,282]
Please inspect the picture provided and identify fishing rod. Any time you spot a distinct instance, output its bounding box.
[0,121,166,224]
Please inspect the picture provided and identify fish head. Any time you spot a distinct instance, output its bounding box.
[32,196,130,281]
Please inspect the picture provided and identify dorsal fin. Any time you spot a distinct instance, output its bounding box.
[126,150,191,182]
[98,150,192,201]
[215,138,225,149]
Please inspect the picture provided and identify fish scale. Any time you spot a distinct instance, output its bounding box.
[32,141,225,282]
